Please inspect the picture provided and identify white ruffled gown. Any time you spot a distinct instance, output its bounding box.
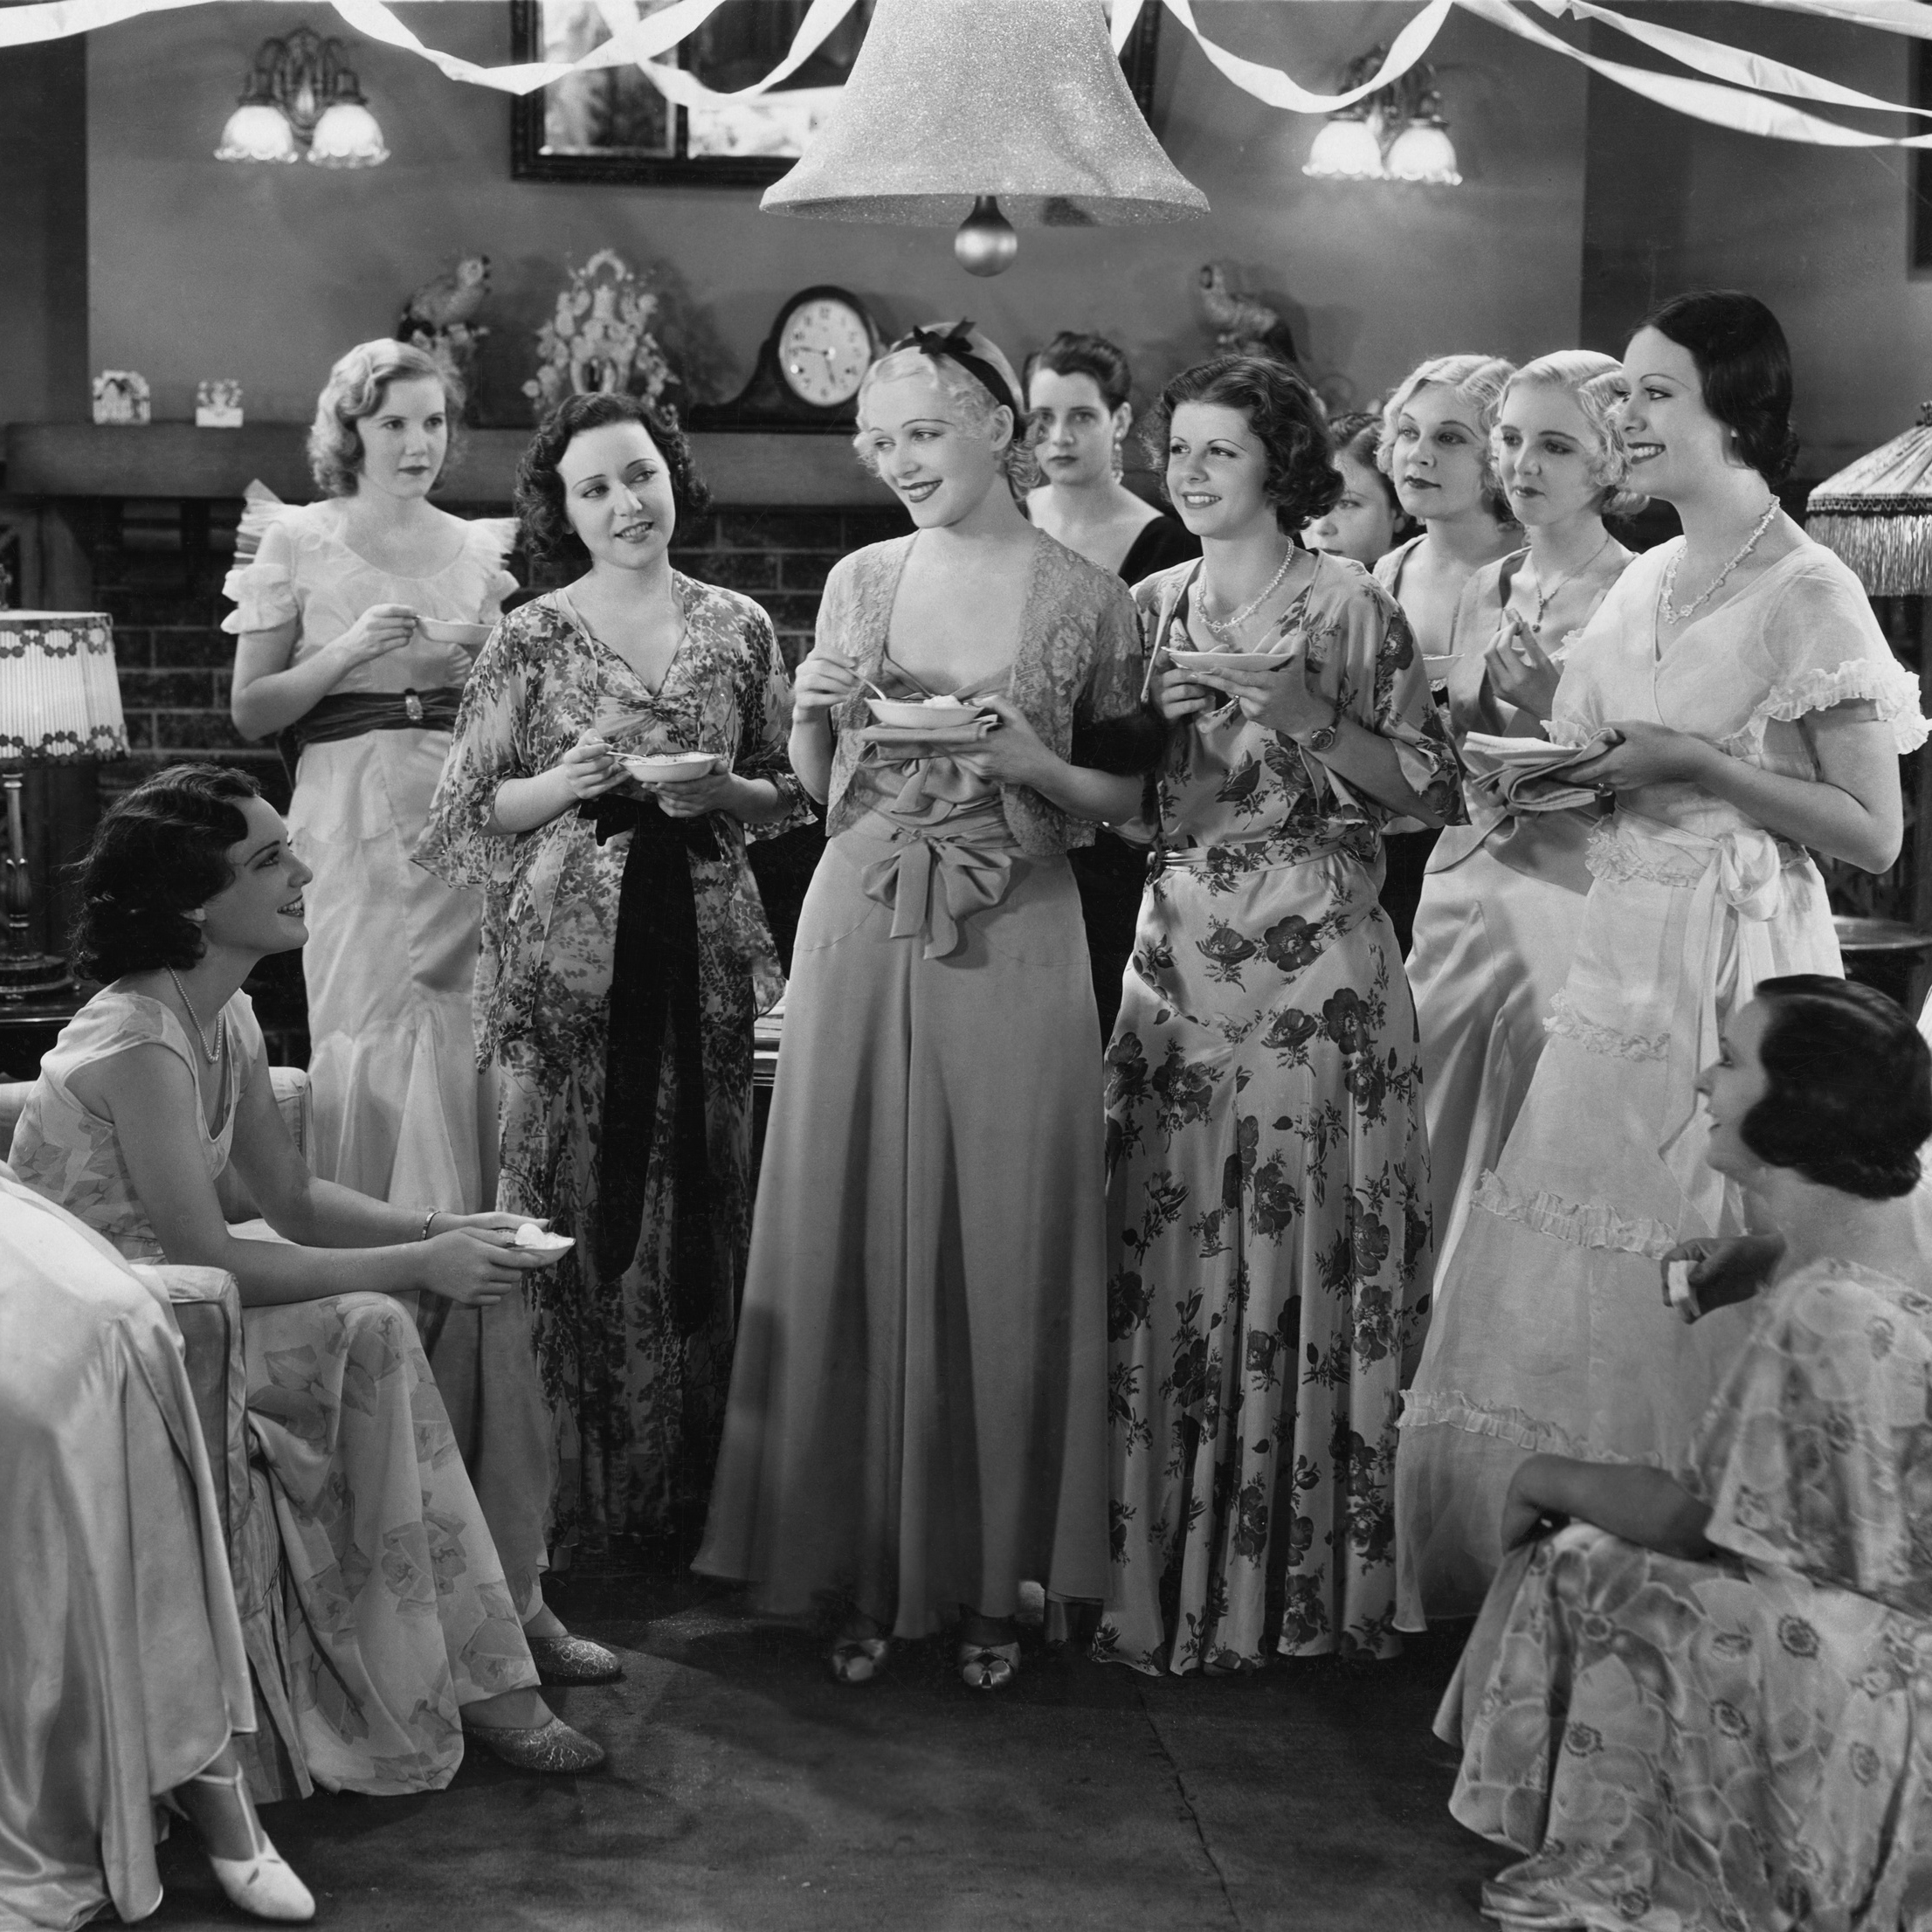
[223,502,515,1214]
[1394,536,1929,1625]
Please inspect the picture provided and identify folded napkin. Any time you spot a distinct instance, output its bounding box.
[855,717,998,751]
[1459,730,1619,813]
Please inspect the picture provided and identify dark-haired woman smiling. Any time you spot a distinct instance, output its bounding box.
[1397,292,1929,1627]
[420,393,806,1559]
[1441,978,1932,1932]
[1099,357,1461,1674]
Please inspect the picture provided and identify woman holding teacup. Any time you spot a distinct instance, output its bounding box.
[420,391,805,1591]
[695,322,1156,1693]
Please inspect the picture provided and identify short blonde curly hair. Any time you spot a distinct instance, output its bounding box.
[1378,353,1516,521]
[1499,351,1648,519]
[854,321,1041,494]
[307,338,464,497]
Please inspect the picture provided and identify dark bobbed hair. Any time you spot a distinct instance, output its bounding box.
[1328,411,1408,516]
[1024,330,1133,413]
[1143,356,1343,533]
[1739,976,1932,1199]
[514,392,711,571]
[1638,290,1798,487]
[71,764,261,983]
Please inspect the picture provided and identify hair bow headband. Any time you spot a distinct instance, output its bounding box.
[894,323,1021,427]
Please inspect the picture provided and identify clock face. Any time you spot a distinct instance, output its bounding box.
[777,295,873,408]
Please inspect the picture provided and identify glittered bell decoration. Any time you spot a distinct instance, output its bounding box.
[761,0,1208,275]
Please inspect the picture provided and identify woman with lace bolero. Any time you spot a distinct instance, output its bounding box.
[1395,293,1928,1627]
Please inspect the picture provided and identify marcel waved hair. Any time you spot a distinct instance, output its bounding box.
[71,763,261,983]
[1740,976,1932,1199]
[1501,350,1648,519]
[308,337,463,498]
[1377,353,1517,523]
[855,321,1041,492]
[1639,288,1798,487]
[1144,355,1342,533]
[514,390,709,571]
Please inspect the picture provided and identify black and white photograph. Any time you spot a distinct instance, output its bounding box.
[3,0,1932,1927]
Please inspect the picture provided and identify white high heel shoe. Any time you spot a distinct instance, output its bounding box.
[189,1764,316,1922]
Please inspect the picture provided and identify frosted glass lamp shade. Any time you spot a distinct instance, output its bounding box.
[762,0,1207,229]
[1384,119,1461,185]
[217,101,300,162]
[0,614,128,763]
[308,100,389,168]
[1302,114,1385,181]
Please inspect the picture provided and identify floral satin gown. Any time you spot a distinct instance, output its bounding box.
[1098,551,1463,1673]
[418,579,807,1557]
[1442,1258,1932,1931]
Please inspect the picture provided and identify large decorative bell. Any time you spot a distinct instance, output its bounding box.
[761,0,1208,275]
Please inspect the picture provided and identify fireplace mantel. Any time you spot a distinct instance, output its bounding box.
[3,422,894,508]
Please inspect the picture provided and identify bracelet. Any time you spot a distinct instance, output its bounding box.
[420,1209,439,1242]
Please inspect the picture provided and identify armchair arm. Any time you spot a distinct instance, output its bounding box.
[132,1262,251,1549]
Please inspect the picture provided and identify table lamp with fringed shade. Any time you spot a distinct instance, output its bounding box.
[760,0,1208,275]
[0,611,127,997]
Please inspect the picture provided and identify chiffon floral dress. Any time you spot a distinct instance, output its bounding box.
[1441,1258,1932,1931]
[8,987,539,1797]
[418,580,806,1556]
[1097,551,1462,1673]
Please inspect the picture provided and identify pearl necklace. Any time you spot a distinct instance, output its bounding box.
[1196,544,1295,641]
[1528,534,1613,633]
[165,965,226,1065]
[1659,497,1778,624]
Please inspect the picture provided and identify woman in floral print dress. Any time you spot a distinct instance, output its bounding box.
[1098,358,1462,1675]
[419,394,807,1558]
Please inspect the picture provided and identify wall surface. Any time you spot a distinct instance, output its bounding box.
[83,1,1590,431]
[1580,4,1932,477]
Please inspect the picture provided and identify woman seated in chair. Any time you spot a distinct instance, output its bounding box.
[1439,976,1932,1932]
[1,1164,314,1926]
[8,763,604,1789]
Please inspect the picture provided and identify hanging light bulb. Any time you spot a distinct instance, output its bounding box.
[954,197,1019,277]
[762,0,1207,276]
[1303,110,1385,182]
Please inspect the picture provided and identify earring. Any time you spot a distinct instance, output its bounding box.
[185,908,207,924]
[1110,431,1126,481]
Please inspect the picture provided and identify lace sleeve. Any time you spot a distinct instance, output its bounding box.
[416,615,536,887]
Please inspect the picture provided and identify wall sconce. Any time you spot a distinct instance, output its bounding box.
[216,24,389,169]
[1303,47,1461,186]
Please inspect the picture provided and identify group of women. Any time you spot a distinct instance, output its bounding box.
[8,285,1932,1931]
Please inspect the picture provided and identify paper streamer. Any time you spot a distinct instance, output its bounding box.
[2,0,1930,154]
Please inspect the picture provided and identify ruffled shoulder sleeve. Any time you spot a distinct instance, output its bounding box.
[1735,548,1928,756]
[220,495,311,635]
[1685,1256,1932,1612]
[1301,555,1463,827]
[464,515,521,618]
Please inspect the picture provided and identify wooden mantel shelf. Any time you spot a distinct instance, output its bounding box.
[3,422,895,510]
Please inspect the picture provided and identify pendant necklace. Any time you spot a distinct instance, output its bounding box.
[1659,496,1778,624]
[1528,534,1613,633]
[1197,544,1294,641]
[165,965,226,1066]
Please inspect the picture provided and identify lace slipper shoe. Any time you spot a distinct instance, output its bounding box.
[187,1765,316,1922]
[527,1631,624,1684]
[830,1636,890,1685]
[957,1640,1021,1691]
[465,1715,607,1774]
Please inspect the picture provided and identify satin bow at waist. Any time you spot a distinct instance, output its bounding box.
[847,818,1024,960]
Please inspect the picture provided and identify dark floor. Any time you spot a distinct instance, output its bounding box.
[148,1555,1501,1932]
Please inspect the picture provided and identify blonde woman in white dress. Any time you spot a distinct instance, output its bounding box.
[1396,293,1926,1625]
[1406,352,1639,1275]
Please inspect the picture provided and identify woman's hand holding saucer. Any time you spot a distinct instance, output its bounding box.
[555,729,626,800]
[645,766,755,820]
[1190,653,1330,740]
[419,1221,561,1308]
[330,602,417,672]
[1150,651,1213,722]
[952,694,1054,788]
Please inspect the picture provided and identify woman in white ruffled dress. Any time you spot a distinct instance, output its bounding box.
[226,339,512,1218]
[1406,353,1638,1273]
[1395,292,1926,1625]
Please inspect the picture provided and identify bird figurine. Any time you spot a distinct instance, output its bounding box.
[399,255,492,334]
[1197,264,1299,366]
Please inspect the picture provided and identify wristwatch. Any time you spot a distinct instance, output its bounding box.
[1299,700,1344,756]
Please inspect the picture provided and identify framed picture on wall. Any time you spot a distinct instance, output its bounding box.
[510,0,1163,189]
[1916,35,1932,270]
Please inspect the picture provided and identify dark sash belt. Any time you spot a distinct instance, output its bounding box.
[278,687,464,780]
[578,792,720,1335]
